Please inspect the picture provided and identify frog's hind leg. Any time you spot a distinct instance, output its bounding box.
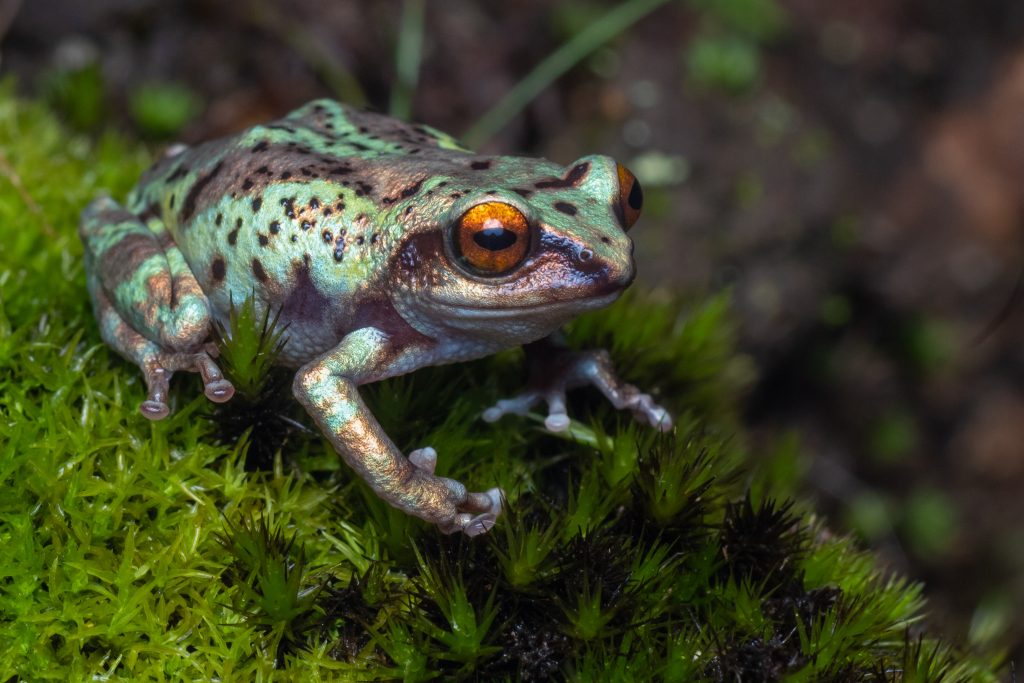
[89,279,232,419]
[80,197,234,419]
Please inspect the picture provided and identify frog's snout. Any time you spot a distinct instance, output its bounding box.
[605,252,637,291]
[580,243,635,294]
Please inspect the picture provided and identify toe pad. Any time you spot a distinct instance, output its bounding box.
[204,379,235,403]
[140,400,169,420]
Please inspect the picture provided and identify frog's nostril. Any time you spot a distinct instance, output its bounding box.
[578,248,593,262]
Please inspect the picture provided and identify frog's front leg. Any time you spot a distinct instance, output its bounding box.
[80,197,234,419]
[483,334,672,433]
[293,327,502,536]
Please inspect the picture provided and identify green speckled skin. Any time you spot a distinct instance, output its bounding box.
[80,99,670,536]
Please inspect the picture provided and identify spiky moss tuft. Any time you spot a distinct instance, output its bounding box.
[210,294,302,470]
[0,88,1007,680]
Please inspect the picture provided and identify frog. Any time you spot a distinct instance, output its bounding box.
[79,99,671,537]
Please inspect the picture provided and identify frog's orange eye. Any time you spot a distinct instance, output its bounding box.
[616,163,643,231]
[454,201,531,276]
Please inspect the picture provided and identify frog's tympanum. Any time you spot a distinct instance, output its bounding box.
[80,100,671,536]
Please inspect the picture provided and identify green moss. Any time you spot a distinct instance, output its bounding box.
[0,88,1006,680]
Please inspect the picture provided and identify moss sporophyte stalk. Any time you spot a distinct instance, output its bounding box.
[0,90,1006,678]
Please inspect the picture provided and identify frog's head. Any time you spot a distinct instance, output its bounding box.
[391,154,644,342]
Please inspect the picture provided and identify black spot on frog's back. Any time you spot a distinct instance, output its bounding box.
[400,179,424,199]
[534,162,589,190]
[166,165,188,182]
[210,257,226,282]
[181,161,225,223]
[251,258,268,283]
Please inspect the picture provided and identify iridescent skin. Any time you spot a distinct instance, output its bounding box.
[79,100,671,536]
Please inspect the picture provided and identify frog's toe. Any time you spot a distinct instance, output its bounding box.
[204,378,235,403]
[465,487,503,516]
[464,513,497,537]
[139,362,173,419]
[483,390,573,432]
[482,392,541,423]
[614,389,671,432]
[409,446,438,474]
[544,414,570,432]
[140,400,169,421]
[541,392,570,432]
[578,353,673,432]
[438,487,503,537]
[191,353,234,405]
[635,397,673,432]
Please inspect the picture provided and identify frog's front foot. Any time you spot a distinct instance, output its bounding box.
[139,345,235,420]
[482,343,672,433]
[406,447,503,536]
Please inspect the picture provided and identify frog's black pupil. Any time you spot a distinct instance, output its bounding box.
[627,177,643,211]
[473,227,517,251]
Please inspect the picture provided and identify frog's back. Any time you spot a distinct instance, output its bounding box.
[125,100,471,363]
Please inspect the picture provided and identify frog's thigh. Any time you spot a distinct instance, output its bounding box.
[80,197,208,350]
[80,197,234,418]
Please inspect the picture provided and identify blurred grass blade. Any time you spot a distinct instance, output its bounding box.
[390,0,426,120]
[462,0,672,148]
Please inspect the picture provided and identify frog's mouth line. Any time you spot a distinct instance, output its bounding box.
[429,291,621,319]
